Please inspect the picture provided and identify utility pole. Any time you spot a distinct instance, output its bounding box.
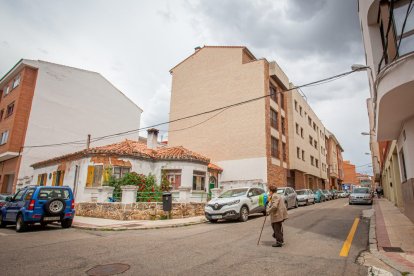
[86,134,91,149]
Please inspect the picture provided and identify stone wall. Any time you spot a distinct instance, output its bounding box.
[75,202,205,220]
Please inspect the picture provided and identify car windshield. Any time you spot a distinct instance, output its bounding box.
[37,188,70,200]
[219,188,248,198]
[296,190,306,195]
[276,189,285,195]
[353,188,370,194]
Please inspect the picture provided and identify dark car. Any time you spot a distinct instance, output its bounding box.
[0,185,75,232]
[0,194,12,207]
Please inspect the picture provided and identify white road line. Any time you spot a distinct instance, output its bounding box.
[344,203,349,207]
[0,232,9,236]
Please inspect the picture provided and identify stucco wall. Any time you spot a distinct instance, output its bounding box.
[18,60,143,186]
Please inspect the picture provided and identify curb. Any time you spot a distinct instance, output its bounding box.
[72,218,208,231]
[368,206,412,275]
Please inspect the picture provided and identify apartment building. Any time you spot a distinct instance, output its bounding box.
[358,0,414,222]
[343,160,357,186]
[168,46,289,189]
[286,88,328,190]
[325,130,344,190]
[0,59,142,193]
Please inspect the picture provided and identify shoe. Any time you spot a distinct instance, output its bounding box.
[272,243,283,247]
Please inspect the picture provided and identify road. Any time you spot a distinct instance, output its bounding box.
[0,198,370,275]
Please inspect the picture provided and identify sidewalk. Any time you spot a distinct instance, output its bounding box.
[371,198,414,274]
[73,216,207,231]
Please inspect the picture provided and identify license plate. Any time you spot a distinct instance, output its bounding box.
[43,216,60,221]
[211,215,222,219]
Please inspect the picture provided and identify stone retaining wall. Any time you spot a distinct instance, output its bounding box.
[75,202,205,220]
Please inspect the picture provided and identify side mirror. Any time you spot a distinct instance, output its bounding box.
[248,192,253,197]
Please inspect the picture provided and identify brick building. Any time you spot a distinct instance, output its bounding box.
[343,160,357,186]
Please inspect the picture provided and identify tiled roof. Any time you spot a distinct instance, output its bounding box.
[208,163,223,172]
[32,140,210,168]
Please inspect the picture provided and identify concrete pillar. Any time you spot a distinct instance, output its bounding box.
[178,187,191,203]
[210,188,222,199]
[121,185,138,204]
[98,186,115,202]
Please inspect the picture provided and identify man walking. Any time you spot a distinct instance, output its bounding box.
[268,186,288,247]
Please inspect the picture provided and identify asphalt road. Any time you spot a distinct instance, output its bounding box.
[0,198,370,276]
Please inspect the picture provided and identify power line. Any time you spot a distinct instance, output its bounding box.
[22,68,360,149]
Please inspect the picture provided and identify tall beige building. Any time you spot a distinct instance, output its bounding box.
[286,88,329,189]
[168,46,289,189]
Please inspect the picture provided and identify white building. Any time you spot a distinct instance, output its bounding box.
[0,59,142,192]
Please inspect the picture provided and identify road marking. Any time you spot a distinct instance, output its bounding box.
[340,218,360,257]
[344,203,349,207]
[0,232,9,236]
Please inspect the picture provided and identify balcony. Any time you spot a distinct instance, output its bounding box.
[0,151,19,162]
[376,52,414,140]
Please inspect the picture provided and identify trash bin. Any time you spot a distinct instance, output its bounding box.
[162,192,172,212]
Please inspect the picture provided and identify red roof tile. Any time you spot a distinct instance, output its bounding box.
[32,140,210,168]
[208,163,223,172]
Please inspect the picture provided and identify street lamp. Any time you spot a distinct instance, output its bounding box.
[351,64,370,71]
[361,132,370,136]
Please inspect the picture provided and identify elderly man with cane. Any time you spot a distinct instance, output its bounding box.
[267,186,288,247]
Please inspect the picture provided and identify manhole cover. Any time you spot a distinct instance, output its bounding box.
[382,247,404,253]
[86,263,130,276]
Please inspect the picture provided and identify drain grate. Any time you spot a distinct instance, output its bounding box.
[382,247,404,253]
[86,263,130,276]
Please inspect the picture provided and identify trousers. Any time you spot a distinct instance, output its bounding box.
[272,221,284,244]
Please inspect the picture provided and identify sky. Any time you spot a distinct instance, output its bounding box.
[0,0,373,174]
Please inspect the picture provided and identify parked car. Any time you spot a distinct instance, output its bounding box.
[205,187,266,223]
[0,194,12,207]
[0,185,75,232]
[276,187,298,209]
[349,187,373,205]
[322,190,333,200]
[295,189,315,206]
[331,190,338,199]
[337,191,348,198]
[313,189,326,203]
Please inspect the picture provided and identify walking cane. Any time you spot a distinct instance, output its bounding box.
[257,212,267,246]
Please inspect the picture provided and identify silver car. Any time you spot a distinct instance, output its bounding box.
[276,187,298,209]
[349,187,373,205]
[295,189,315,206]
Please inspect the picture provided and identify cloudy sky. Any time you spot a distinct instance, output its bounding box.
[0,0,373,174]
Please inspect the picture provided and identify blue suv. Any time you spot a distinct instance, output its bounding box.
[0,185,75,232]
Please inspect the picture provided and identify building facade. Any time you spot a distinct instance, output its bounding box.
[359,0,414,222]
[0,60,143,193]
[168,46,290,189]
[325,131,344,190]
[343,160,357,186]
[286,88,329,190]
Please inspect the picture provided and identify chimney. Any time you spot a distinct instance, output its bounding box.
[147,128,159,149]
[194,46,201,52]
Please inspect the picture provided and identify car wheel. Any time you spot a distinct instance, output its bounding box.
[0,213,6,228]
[61,219,73,229]
[16,214,28,232]
[239,206,249,222]
[305,200,309,206]
[40,222,48,228]
[295,200,299,208]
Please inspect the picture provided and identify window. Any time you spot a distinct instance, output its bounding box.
[399,149,407,181]
[6,102,14,117]
[297,147,300,158]
[270,109,278,129]
[281,117,285,135]
[309,135,313,146]
[24,189,35,200]
[302,150,305,161]
[308,117,312,126]
[282,142,287,161]
[13,190,25,201]
[314,140,318,149]
[192,171,206,191]
[299,106,302,116]
[37,188,70,200]
[295,123,299,135]
[163,169,182,189]
[300,128,304,138]
[280,92,284,110]
[0,130,9,145]
[310,156,314,166]
[294,100,298,111]
[315,159,319,168]
[12,75,20,89]
[393,1,414,56]
[270,85,277,103]
[0,109,4,121]
[313,122,316,131]
[37,173,48,186]
[113,166,130,179]
[3,85,9,96]
[271,136,279,158]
